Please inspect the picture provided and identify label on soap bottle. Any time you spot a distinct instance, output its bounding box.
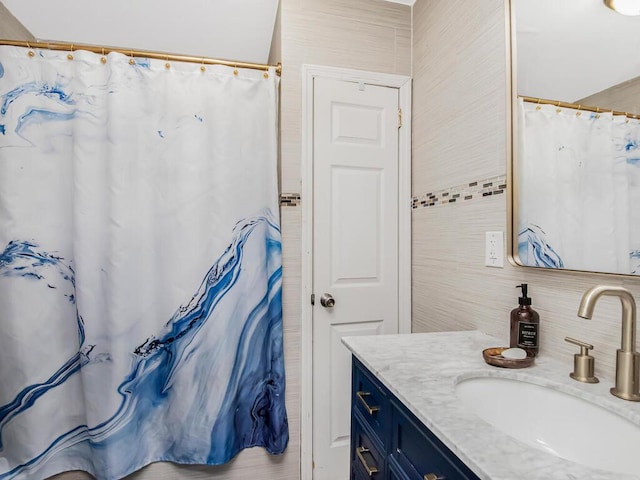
[517,321,538,348]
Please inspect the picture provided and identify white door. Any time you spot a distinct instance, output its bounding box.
[312,77,399,480]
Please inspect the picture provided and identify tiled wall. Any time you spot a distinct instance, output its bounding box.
[412,175,506,209]
[411,0,640,380]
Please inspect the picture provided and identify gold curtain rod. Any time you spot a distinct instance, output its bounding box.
[520,95,640,120]
[0,39,282,76]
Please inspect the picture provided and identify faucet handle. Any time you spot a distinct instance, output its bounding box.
[565,336,593,353]
[565,337,599,384]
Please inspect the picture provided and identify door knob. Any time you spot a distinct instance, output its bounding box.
[320,293,335,308]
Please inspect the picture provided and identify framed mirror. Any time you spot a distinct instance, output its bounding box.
[509,0,640,275]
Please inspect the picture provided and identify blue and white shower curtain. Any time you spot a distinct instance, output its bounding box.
[0,45,288,479]
[517,98,640,274]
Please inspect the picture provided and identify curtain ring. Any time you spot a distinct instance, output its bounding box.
[129,50,135,65]
[101,47,107,64]
[263,66,269,79]
[535,97,541,110]
[576,105,581,117]
[555,100,562,114]
[200,57,206,73]
[67,44,74,61]
[165,55,171,70]
[26,41,35,58]
[595,107,601,119]
[233,64,239,76]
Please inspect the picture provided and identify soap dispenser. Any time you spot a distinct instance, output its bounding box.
[509,284,540,357]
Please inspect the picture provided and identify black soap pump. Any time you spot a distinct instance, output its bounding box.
[509,284,540,357]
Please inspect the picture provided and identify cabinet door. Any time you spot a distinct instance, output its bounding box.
[391,400,479,480]
[353,358,389,445]
[351,413,385,480]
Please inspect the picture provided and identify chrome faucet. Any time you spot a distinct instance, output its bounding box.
[578,285,640,401]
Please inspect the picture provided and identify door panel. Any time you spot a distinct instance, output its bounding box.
[329,321,383,447]
[331,167,382,283]
[331,102,384,146]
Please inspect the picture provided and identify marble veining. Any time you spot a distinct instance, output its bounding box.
[342,331,640,480]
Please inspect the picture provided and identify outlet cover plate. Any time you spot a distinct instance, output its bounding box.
[485,231,504,268]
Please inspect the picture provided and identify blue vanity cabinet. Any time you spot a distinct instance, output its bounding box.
[351,358,480,480]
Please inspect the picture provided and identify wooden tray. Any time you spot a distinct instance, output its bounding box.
[482,347,535,369]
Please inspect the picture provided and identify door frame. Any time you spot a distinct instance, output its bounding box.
[300,64,412,480]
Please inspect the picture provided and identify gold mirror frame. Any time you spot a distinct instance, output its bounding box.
[506,0,518,270]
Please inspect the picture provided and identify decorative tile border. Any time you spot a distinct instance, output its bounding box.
[412,175,506,209]
[280,193,301,207]
[278,176,506,209]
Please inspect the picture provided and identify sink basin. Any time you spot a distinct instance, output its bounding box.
[455,376,640,475]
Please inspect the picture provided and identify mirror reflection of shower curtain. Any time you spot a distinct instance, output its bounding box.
[0,46,288,480]
[517,99,640,274]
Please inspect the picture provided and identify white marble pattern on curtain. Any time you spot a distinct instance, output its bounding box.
[517,98,640,275]
[0,46,287,480]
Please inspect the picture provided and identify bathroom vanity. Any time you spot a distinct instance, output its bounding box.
[343,331,640,480]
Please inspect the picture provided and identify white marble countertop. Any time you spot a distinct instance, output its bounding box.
[342,330,640,480]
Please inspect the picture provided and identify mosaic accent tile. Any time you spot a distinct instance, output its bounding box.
[280,193,301,207]
[412,175,506,209]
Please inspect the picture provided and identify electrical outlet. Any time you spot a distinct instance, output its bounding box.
[485,231,504,267]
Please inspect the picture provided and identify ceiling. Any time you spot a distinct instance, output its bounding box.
[515,0,640,102]
[2,0,415,65]
[1,0,279,64]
